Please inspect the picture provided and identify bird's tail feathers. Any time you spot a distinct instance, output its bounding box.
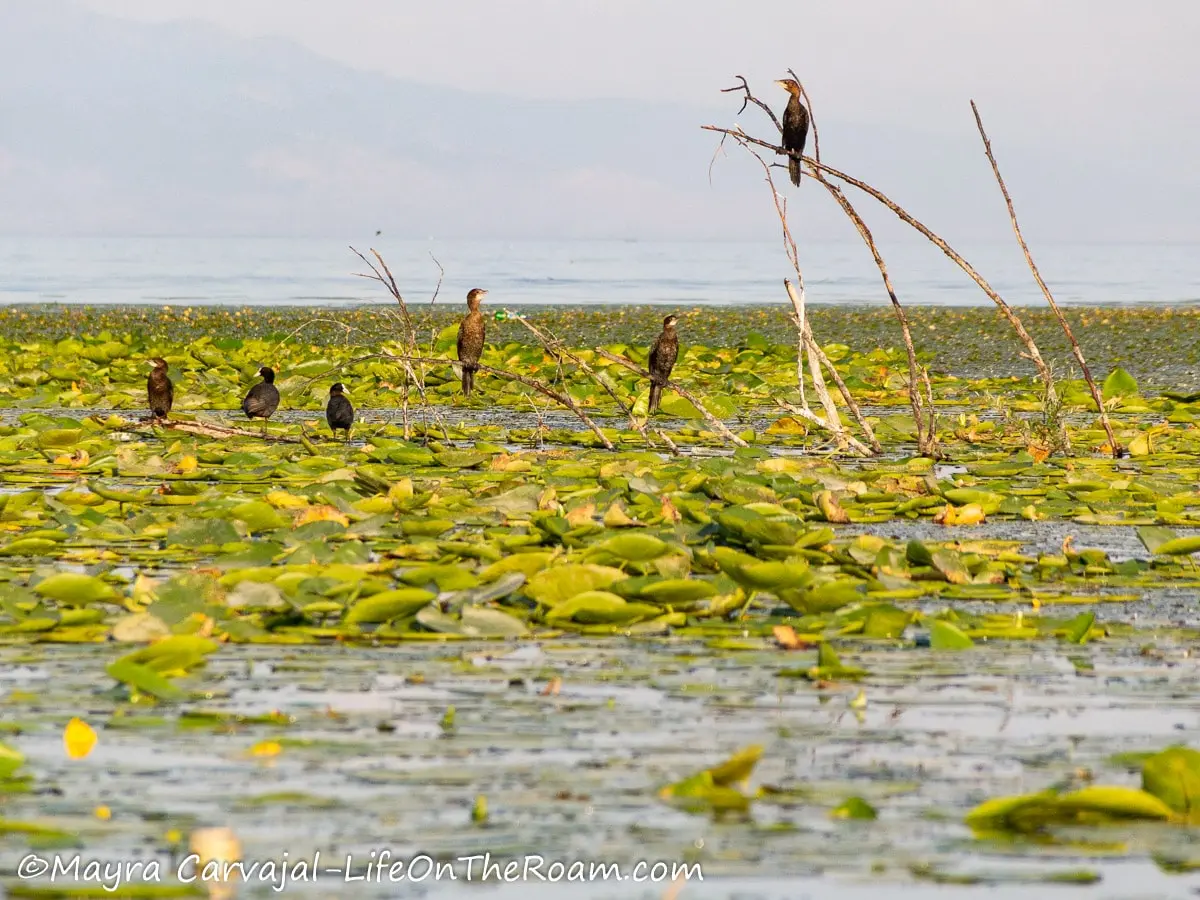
[788,156,802,186]
[462,368,475,396]
[648,383,663,413]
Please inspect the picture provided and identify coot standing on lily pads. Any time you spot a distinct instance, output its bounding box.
[326,382,354,440]
[242,366,280,434]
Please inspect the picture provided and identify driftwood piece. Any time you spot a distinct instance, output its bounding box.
[136,419,304,443]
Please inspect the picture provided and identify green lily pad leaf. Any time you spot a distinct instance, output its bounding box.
[716,506,799,547]
[345,589,435,625]
[659,744,762,812]
[480,552,555,581]
[929,619,975,651]
[941,489,1004,513]
[1153,536,1200,556]
[1102,367,1139,400]
[1056,786,1174,821]
[931,550,970,584]
[638,579,718,605]
[830,796,878,820]
[906,540,934,566]
[0,741,24,780]
[544,590,656,625]
[595,533,669,562]
[1064,611,1095,645]
[115,635,219,673]
[1142,746,1200,818]
[33,573,121,606]
[400,565,479,592]
[167,518,242,548]
[966,785,1172,833]
[862,604,911,639]
[230,501,288,532]
[459,605,530,637]
[110,612,172,643]
[105,659,187,702]
[435,450,488,469]
[481,485,543,516]
[1137,526,1177,554]
[37,428,84,449]
[525,564,627,605]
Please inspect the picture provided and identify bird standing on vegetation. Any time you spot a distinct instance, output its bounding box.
[457,288,488,396]
[326,382,354,440]
[648,314,679,414]
[776,78,810,186]
[242,366,280,434]
[147,357,174,422]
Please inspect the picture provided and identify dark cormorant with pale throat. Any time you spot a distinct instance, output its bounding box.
[457,288,488,396]
[147,357,173,421]
[648,314,679,414]
[776,78,810,186]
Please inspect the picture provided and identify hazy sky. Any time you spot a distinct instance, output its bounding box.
[3,1,1198,241]
[78,0,1200,155]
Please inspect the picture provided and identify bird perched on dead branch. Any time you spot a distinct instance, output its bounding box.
[147,357,173,422]
[326,382,354,440]
[648,314,679,414]
[776,78,809,186]
[242,366,280,434]
[457,288,488,396]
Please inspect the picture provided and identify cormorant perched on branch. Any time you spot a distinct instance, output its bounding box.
[457,288,488,396]
[242,366,280,434]
[326,382,354,440]
[147,357,173,421]
[648,314,679,414]
[775,78,809,186]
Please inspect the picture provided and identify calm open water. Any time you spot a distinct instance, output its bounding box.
[1,237,1199,308]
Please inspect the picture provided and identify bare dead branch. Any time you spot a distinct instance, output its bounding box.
[970,100,1116,456]
[775,399,872,457]
[808,169,933,454]
[505,310,659,448]
[714,122,880,453]
[594,349,749,448]
[702,122,1059,411]
[140,419,303,444]
[721,75,782,131]
[269,317,357,358]
[309,352,614,451]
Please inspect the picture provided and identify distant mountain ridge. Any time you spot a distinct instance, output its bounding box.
[0,1,1195,242]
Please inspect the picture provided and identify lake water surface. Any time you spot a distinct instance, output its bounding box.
[2,237,1199,307]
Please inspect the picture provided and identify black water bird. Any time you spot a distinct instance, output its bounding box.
[776,78,810,186]
[457,288,488,396]
[326,382,355,440]
[147,357,174,421]
[242,366,280,434]
[648,314,679,414]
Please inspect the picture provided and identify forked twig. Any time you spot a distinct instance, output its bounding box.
[970,100,1116,456]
